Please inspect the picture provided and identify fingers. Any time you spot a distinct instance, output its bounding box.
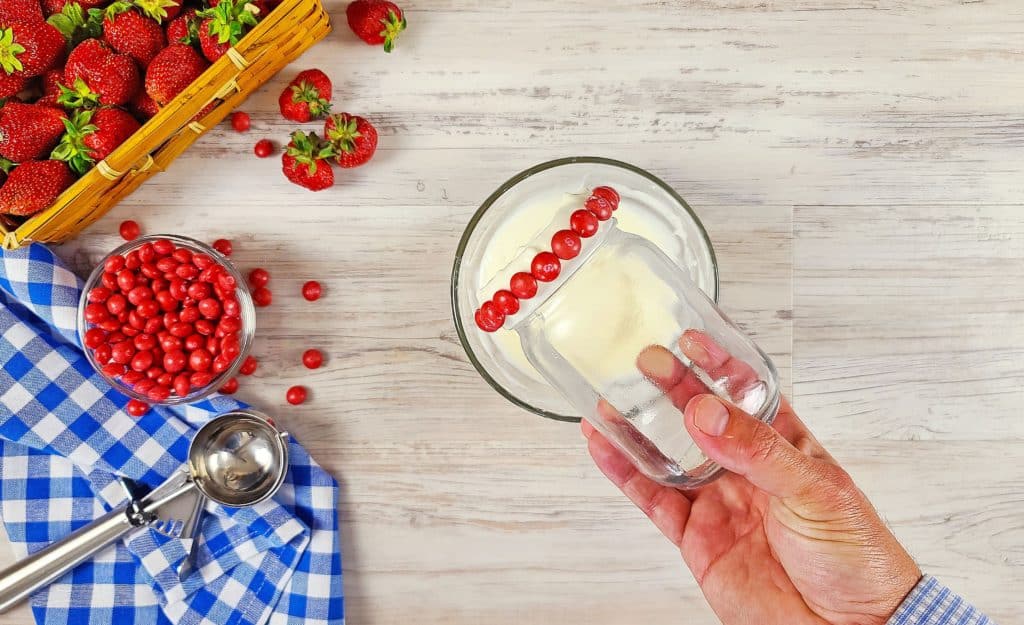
[683,394,827,502]
[637,345,710,412]
[582,419,691,546]
[679,330,760,397]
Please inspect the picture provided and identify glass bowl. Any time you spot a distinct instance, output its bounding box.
[451,157,719,422]
[78,234,256,405]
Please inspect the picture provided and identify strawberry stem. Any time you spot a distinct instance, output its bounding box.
[47,4,104,47]
[199,0,259,45]
[133,0,180,22]
[290,81,331,118]
[286,131,336,175]
[56,77,101,110]
[325,114,362,154]
[51,110,99,175]
[379,9,406,54]
[0,28,26,75]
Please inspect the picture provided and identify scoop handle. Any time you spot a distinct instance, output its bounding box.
[0,505,138,613]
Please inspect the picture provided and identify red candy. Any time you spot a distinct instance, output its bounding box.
[474,300,505,332]
[119,220,140,241]
[239,355,258,375]
[125,399,150,417]
[286,385,307,405]
[85,238,249,401]
[302,281,322,302]
[253,287,272,307]
[570,209,599,238]
[230,111,250,132]
[492,290,520,315]
[302,349,323,369]
[254,139,274,158]
[585,195,613,221]
[219,378,239,394]
[212,239,233,256]
[509,272,537,299]
[551,229,582,260]
[531,252,561,282]
[248,268,269,288]
[591,186,620,209]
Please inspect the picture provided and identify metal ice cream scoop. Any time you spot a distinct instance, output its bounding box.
[0,410,289,613]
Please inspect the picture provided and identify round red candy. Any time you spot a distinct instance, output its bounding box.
[239,355,258,375]
[302,281,322,302]
[302,349,323,370]
[253,287,272,307]
[551,229,582,260]
[230,111,250,132]
[254,139,274,158]
[212,239,233,256]
[509,272,538,299]
[84,328,106,349]
[286,385,307,405]
[125,399,150,417]
[248,268,269,288]
[188,349,212,372]
[119,220,140,241]
[591,186,620,209]
[531,252,561,282]
[219,378,239,394]
[474,300,505,332]
[570,209,599,238]
[585,195,613,221]
[492,290,519,315]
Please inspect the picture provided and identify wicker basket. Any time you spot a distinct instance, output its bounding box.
[0,0,331,250]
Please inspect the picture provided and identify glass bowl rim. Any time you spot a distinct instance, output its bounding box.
[78,233,256,405]
[450,156,721,423]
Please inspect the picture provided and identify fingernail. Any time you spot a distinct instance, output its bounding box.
[693,396,729,436]
[681,334,710,367]
[637,346,677,380]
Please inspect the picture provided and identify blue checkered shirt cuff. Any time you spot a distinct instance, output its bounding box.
[887,575,995,625]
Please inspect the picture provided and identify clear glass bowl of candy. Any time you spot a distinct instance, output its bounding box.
[78,234,256,405]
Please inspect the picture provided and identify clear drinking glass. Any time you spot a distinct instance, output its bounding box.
[509,220,780,488]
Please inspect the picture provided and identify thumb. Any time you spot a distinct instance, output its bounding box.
[684,394,823,501]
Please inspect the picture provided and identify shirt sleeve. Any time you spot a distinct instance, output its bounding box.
[887,575,997,625]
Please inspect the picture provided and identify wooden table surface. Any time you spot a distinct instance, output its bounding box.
[2,1,1023,623]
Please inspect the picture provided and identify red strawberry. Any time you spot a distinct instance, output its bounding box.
[129,89,159,120]
[0,21,65,78]
[0,0,45,24]
[51,107,139,173]
[324,112,378,168]
[102,3,166,66]
[42,0,109,17]
[45,2,104,49]
[0,101,66,162]
[281,130,336,191]
[196,0,259,62]
[0,73,26,98]
[165,7,198,44]
[144,43,208,105]
[346,0,405,53]
[36,70,63,107]
[0,160,74,216]
[278,69,331,122]
[63,38,140,106]
[132,0,181,22]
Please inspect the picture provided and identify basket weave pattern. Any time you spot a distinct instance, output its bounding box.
[0,0,331,250]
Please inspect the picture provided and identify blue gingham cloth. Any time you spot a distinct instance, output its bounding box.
[0,244,344,625]
[887,576,996,625]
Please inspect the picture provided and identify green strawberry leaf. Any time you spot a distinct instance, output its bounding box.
[326,115,363,154]
[379,10,406,54]
[133,0,180,23]
[0,157,14,175]
[56,77,101,110]
[47,4,104,48]
[290,81,331,117]
[286,131,336,173]
[51,110,99,175]
[104,1,136,20]
[0,28,26,74]
[200,0,260,45]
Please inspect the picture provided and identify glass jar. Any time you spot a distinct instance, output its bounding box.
[511,220,780,487]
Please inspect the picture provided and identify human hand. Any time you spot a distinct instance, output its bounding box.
[582,333,921,625]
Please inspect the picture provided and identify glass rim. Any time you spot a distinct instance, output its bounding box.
[78,233,256,405]
[450,156,721,423]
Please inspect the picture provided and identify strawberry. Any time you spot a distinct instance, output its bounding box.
[0,21,65,78]
[45,2,103,47]
[0,73,26,98]
[196,0,259,63]
[281,130,336,191]
[0,0,45,25]
[63,38,140,106]
[144,43,208,105]
[165,7,198,44]
[324,112,378,168]
[51,107,139,173]
[0,159,74,216]
[132,0,180,22]
[278,69,331,122]
[346,0,405,53]
[0,101,66,162]
[34,68,64,106]
[129,89,159,120]
[102,2,166,66]
[43,0,110,17]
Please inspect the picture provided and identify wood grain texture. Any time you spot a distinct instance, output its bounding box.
[2,0,1023,623]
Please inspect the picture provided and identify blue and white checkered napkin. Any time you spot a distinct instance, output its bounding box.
[0,244,344,625]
